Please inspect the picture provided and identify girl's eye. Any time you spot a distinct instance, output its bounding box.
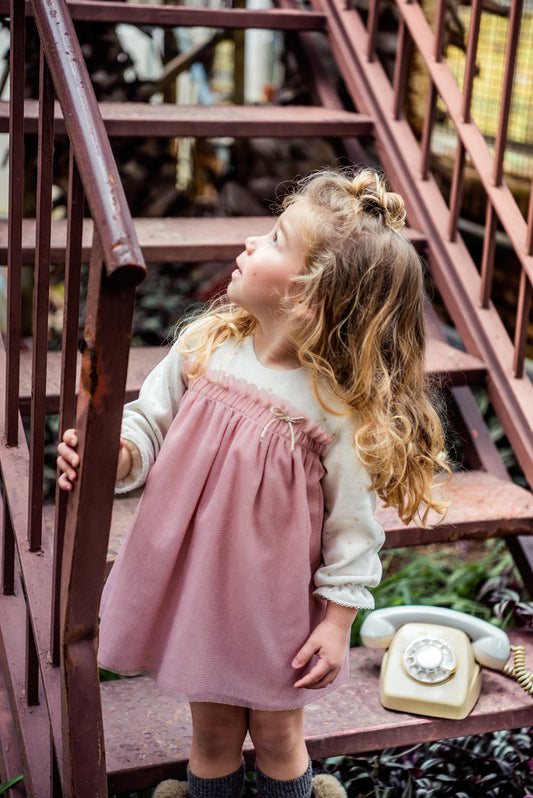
[270,232,278,247]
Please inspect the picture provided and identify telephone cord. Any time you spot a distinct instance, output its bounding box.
[502,645,533,696]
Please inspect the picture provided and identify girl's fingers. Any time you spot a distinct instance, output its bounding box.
[58,472,73,491]
[57,455,77,481]
[63,428,78,447]
[57,443,79,468]
[57,429,79,491]
[293,659,337,690]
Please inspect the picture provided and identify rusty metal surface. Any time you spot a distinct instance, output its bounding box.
[28,52,54,555]
[51,152,84,668]
[0,0,327,29]
[0,659,27,797]
[0,345,61,792]
[0,517,54,794]
[0,99,375,139]
[19,346,168,416]
[0,217,426,265]
[58,235,138,797]
[101,629,533,792]
[27,0,145,285]
[5,0,25,448]
[378,471,533,548]
[17,333,484,419]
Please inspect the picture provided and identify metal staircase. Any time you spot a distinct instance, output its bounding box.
[1,0,533,794]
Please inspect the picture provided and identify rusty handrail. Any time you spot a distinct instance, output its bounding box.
[28,0,146,287]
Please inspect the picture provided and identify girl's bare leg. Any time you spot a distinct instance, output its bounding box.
[189,702,248,778]
[248,707,309,781]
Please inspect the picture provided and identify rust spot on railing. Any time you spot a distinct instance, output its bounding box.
[79,338,109,402]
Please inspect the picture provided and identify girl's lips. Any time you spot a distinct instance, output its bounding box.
[232,267,242,278]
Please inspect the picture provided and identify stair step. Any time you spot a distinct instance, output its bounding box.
[101,628,533,793]
[0,100,374,138]
[20,346,168,416]
[20,335,485,417]
[0,217,427,265]
[0,0,328,30]
[379,470,533,547]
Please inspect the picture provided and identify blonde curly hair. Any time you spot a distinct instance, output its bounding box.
[177,168,449,526]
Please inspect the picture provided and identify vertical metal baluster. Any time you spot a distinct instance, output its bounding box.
[28,47,54,553]
[420,83,437,180]
[50,151,84,666]
[526,172,533,257]
[26,609,40,707]
[433,0,447,62]
[448,144,466,242]
[392,20,412,121]
[5,0,25,447]
[462,0,483,125]
[2,502,15,596]
[366,0,380,62]
[493,0,523,187]
[449,0,483,241]
[512,272,531,379]
[480,201,497,309]
[419,0,446,180]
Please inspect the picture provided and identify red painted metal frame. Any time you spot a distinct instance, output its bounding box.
[0,0,328,29]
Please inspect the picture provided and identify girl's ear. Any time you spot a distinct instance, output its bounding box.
[292,301,315,320]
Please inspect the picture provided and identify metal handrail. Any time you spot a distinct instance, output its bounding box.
[28,0,146,287]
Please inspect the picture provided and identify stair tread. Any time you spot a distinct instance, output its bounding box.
[0,100,374,137]
[379,470,533,546]
[19,334,484,417]
[0,217,426,264]
[2,0,328,29]
[102,628,533,791]
[19,346,168,415]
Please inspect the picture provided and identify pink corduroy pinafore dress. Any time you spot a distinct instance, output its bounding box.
[97,371,350,710]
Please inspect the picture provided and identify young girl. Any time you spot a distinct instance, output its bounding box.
[58,167,448,798]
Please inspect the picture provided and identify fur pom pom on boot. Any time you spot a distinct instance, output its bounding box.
[152,779,188,798]
[312,774,347,798]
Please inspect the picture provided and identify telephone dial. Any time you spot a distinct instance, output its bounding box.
[360,605,533,720]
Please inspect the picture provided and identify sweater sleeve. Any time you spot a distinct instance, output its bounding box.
[313,414,385,609]
[115,345,188,493]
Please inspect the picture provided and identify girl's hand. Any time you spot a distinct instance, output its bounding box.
[57,429,132,490]
[291,603,357,690]
[57,429,79,491]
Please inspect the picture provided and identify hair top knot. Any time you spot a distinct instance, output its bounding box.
[349,169,406,232]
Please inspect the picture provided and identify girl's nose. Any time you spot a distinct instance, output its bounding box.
[245,236,256,253]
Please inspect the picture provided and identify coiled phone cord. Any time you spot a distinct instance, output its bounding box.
[502,645,533,696]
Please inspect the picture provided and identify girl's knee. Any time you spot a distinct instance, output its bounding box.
[248,708,305,759]
[190,702,247,759]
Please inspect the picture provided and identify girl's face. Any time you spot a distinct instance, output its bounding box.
[228,203,307,323]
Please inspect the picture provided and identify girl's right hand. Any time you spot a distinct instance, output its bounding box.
[57,429,133,491]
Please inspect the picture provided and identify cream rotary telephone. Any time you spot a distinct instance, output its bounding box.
[360,606,532,720]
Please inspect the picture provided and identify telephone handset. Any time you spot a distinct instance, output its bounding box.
[360,606,530,720]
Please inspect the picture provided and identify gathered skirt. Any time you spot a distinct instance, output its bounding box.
[98,372,349,710]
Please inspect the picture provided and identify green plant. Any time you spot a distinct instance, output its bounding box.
[0,775,23,794]
[351,539,528,646]
[315,727,533,797]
